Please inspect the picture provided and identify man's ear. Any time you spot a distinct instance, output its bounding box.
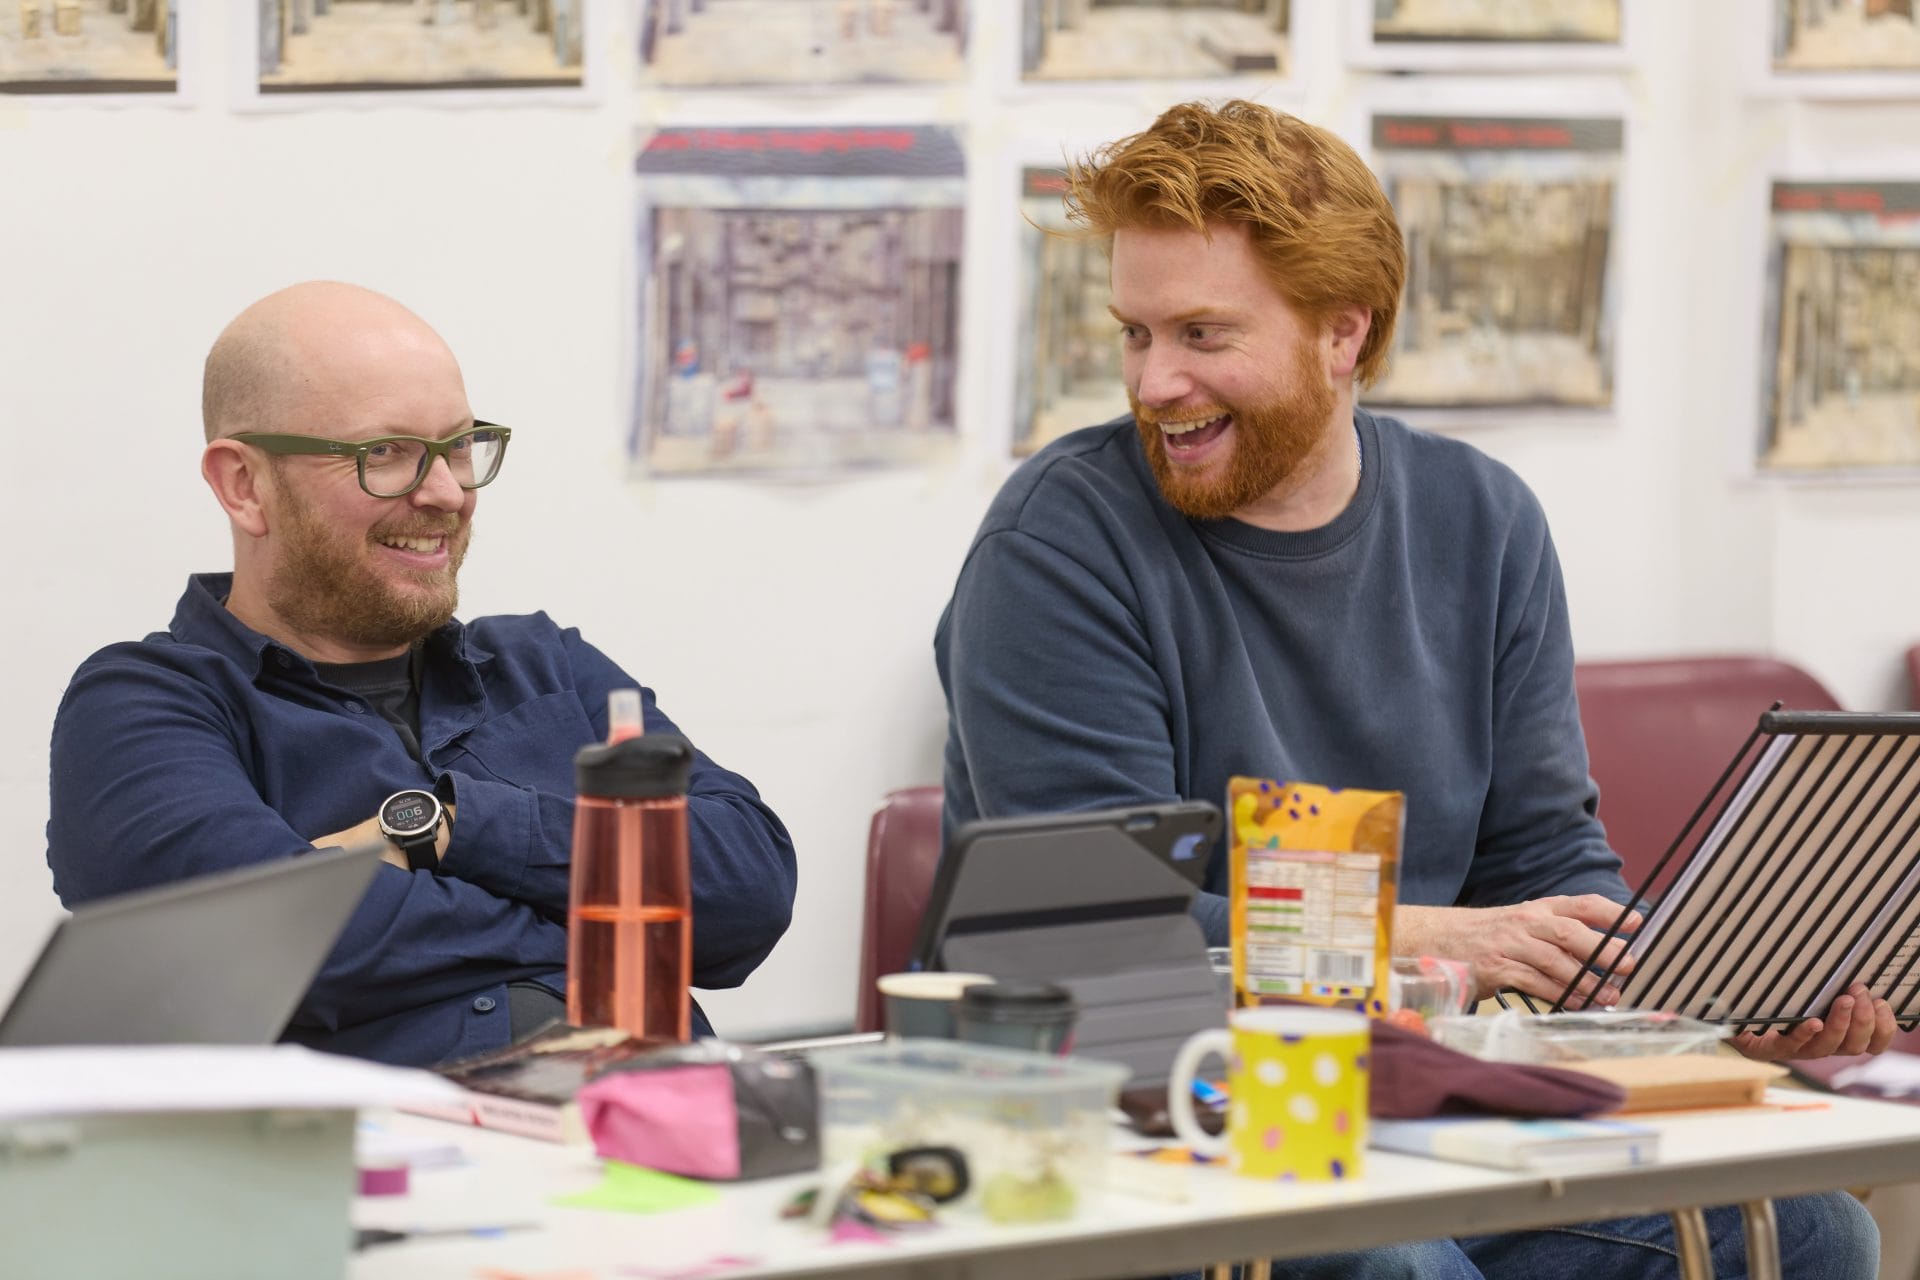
[1325,306,1373,381]
[202,441,271,539]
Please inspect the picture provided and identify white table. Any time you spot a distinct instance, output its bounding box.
[351,1091,1920,1280]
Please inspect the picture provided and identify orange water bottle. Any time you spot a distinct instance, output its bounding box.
[567,690,694,1041]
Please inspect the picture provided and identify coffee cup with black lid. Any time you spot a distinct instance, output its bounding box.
[876,971,992,1039]
[952,981,1077,1055]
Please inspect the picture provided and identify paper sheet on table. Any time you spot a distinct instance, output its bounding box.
[552,1160,718,1214]
[0,1044,462,1120]
[1832,1050,1920,1097]
[357,1118,467,1169]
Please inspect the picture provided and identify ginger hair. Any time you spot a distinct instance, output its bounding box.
[1065,99,1406,386]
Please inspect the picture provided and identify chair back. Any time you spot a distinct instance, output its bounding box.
[1907,644,1920,711]
[1575,656,1840,899]
[854,786,944,1033]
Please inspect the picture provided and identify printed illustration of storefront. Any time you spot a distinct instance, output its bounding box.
[633,125,965,476]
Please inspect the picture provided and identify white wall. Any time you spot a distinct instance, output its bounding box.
[2,0,1916,1036]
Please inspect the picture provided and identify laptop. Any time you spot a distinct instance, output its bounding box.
[0,844,382,1048]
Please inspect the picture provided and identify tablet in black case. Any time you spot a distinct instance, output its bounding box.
[911,800,1226,1086]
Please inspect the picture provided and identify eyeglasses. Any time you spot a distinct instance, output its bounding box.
[229,423,512,498]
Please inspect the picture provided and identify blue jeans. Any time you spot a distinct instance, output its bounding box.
[1163,1190,1878,1279]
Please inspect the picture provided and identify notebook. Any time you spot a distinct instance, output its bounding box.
[0,844,382,1048]
[1370,1115,1660,1172]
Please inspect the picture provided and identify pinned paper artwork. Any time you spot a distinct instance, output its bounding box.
[255,0,584,94]
[1,0,177,93]
[1366,114,1621,414]
[631,125,965,478]
[1014,167,1128,457]
[638,0,968,86]
[1021,0,1289,81]
[1370,0,1620,44]
[1760,181,1920,474]
[1772,0,1920,73]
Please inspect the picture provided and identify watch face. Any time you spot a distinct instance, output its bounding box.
[381,792,437,836]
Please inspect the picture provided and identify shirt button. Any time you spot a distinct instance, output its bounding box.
[345,701,365,714]
[472,996,497,1013]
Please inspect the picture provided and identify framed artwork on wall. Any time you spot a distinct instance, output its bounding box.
[1758,179,1920,476]
[1755,0,1920,98]
[630,125,966,478]
[2,0,180,95]
[638,0,968,87]
[1362,110,1624,422]
[1012,165,1128,458]
[1348,0,1635,72]
[1019,0,1290,84]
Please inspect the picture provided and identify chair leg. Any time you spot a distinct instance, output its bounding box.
[1740,1198,1781,1280]
[1671,1206,1715,1279]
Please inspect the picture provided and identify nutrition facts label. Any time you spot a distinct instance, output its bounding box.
[1243,848,1382,997]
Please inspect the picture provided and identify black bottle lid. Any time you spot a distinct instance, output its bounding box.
[574,733,693,799]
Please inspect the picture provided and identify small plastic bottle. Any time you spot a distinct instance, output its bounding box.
[567,692,694,1041]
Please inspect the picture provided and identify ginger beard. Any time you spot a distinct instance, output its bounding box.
[265,470,471,649]
[1131,336,1339,521]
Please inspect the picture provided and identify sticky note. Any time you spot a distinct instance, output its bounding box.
[552,1160,719,1215]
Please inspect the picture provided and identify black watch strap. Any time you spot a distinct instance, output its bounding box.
[394,827,440,873]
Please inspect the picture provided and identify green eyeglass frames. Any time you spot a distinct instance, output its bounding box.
[230,423,512,498]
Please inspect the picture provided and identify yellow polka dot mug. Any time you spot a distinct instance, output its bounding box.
[1168,1006,1370,1182]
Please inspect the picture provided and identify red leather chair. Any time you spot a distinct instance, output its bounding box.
[1574,656,1841,900]
[853,786,944,1034]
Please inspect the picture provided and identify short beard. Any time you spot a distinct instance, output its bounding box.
[267,479,469,650]
[1132,341,1338,521]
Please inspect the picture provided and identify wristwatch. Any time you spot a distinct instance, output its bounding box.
[378,789,445,872]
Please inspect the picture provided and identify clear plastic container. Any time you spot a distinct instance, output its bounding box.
[812,1039,1127,1224]
[1432,1010,1730,1064]
[1387,955,1472,1024]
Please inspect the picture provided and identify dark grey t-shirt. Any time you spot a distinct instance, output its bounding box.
[315,648,423,762]
[935,408,1626,944]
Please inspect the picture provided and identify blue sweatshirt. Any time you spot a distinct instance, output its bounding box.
[47,575,797,1066]
[936,409,1626,943]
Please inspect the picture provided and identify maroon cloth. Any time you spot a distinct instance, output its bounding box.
[1369,1019,1627,1119]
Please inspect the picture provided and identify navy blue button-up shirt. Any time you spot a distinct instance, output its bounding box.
[47,574,798,1067]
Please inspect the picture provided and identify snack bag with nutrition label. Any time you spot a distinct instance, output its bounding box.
[1229,777,1403,1013]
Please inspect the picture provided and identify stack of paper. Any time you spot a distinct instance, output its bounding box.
[1370,1115,1659,1171]
[0,1044,463,1120]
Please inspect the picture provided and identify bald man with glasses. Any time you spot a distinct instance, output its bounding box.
[46,282,798,1067]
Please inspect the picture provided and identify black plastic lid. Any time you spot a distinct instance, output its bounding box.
[957,980,1074,1012]
[574,734,693,798]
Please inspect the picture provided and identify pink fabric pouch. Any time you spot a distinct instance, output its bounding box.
[577,1041,819,1181]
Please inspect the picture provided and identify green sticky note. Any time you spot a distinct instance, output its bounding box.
[552,1160,719,1215]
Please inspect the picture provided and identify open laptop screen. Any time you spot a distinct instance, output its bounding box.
[0,843,382,1048]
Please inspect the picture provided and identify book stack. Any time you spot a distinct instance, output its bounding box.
[1369,1115,1659,1172]
[405,1024,670,1143]
[1560,1055,1786,1112]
